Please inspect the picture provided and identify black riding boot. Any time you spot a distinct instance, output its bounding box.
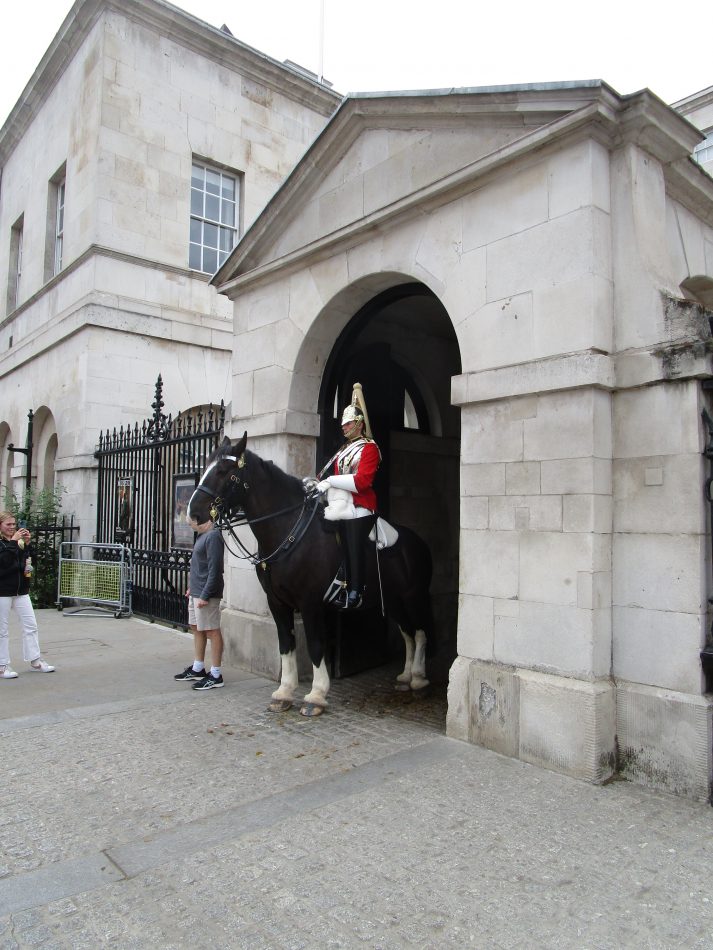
[340,517,373,609]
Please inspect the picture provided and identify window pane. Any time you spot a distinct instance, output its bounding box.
[203,248,218,273]
[190,218,202,243]
[205,169,221,195]
[221,177,235,200]
[191,188,203,216]
[204,222,218,248]
[204,194,219,222]
[191,165,204,189]
[189,243,202,270]
[404,391,418,429]
[219,227,234,252]
[220,201,235,227]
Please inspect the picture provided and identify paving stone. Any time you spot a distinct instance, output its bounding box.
[1,613,713,947]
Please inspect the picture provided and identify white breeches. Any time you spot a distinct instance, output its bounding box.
[0,595,41,666]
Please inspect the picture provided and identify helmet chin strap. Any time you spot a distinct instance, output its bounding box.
[343,420,363,441]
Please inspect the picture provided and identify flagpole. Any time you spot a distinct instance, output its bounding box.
[317,0,325,83]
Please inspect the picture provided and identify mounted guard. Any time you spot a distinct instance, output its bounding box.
[316,383,381,610]
[186,427,434,716]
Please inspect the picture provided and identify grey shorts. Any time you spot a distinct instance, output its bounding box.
[188,596,222,631]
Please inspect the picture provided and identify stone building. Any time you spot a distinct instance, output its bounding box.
[0,0,339,533]
[675,84,713,180]
[213,81,713,800]
[2,0,713,801]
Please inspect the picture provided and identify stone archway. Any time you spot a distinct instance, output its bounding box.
[31,407,58,492]
[314,280,462,681]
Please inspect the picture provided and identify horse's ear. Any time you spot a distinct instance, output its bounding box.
[233,431,247,460]
[220,436,231,449]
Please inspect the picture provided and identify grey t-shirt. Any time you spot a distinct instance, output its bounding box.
[189,527,224,600]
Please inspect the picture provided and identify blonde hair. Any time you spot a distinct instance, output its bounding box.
[0,511,16,525]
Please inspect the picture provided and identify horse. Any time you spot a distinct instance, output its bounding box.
[187,433,435,717]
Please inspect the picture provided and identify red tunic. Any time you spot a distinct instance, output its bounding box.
[334,439,380,512]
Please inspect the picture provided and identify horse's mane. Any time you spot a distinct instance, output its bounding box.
[250,452,304,497]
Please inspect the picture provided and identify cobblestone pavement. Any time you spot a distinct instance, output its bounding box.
[1,611,713,949]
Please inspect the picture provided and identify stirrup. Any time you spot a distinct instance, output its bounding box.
[323,568,347,605]
[341,590,363,610]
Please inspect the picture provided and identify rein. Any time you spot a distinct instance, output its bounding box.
[204,455,322,568]
[217,494,322,568]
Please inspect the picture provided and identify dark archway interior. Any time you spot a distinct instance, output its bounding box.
[318,282,461,683]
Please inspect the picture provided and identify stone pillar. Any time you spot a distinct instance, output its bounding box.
[448,365,617,783]
[612,379,712,799]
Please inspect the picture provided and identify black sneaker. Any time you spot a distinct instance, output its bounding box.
[192,672,224,690]
[174,665,207,681]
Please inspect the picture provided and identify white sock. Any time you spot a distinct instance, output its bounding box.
[192,662,205,673]
[210,666,221,678]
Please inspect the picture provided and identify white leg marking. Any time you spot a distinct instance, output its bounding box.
[411,629,429,690]
[397,627,415,683]
[271,647,298,701]
[304,658,330,707]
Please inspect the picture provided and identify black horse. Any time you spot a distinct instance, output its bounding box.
[187,433,434,717]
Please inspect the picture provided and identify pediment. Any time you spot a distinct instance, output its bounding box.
[213,81,695,290]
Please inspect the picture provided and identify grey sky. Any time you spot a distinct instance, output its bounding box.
[1,0,710,128]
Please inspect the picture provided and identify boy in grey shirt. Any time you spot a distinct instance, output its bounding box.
[174,522,225,690]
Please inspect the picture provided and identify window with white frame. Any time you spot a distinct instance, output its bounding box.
[54,178,65,275]
[7,215,23,313]
[189,161,238,274]
[44,164,66,283]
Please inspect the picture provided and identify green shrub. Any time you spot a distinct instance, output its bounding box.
[3,486,72,607]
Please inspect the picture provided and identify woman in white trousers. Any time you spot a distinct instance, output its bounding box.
[0,511,55,679]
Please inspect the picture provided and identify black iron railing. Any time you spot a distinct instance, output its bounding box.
[94,375,224,628]
[29,516,79,608]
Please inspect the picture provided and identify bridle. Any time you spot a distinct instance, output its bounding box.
[197,453,322,569]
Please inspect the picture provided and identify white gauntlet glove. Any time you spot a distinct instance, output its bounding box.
[316,480,331,494]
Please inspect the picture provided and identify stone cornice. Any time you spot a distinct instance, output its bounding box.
[664,156,713,228]
[0,298,232,378]
[0,243,215,334]
[672,85,713,115]
[451,353,616,407]
[0,0,341,166]
[451,342,713,407]
[616,89,703,162]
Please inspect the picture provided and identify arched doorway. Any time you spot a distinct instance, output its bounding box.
[318,282,461,682]
[32,407,58,492]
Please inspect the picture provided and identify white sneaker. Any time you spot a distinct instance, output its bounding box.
[1,666,18,679]
[30,659,55,673]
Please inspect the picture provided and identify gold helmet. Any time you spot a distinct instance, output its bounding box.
[341,383,373,439]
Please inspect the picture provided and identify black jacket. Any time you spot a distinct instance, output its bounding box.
[0,540,31,597]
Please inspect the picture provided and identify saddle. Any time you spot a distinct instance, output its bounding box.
[319,486,398,548]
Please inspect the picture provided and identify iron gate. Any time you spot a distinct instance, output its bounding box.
[94,376,224,627]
